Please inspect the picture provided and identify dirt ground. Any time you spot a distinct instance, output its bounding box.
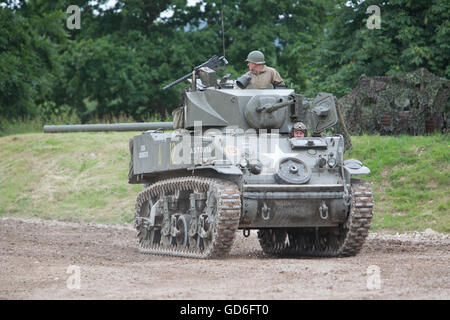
[0,217,448,300]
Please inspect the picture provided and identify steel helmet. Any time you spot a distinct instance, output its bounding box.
[245,50,265,64]
[292,122,308,137]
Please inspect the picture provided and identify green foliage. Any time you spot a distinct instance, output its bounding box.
[307,0,450,97]
[61,34,154,120]
[0,0,448,121]
[0,7,66,119]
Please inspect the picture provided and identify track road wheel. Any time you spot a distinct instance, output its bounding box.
[176,214,191,248]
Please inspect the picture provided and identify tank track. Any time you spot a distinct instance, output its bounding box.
[258,179,374,257]
[134,176,241,259]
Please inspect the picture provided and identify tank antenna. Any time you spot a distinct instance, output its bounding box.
[221,0,226,58]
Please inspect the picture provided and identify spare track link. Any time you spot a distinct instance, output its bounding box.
[134,176,241,259]
[258,179,374,257]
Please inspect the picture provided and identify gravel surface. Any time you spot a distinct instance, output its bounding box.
[0,217,449,300]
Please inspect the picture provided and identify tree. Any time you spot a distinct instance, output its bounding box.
[0,6,66,119]
[308,0,450,97]
[1,0,447,122]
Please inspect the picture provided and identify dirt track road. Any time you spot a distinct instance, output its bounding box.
[0,218,448,300]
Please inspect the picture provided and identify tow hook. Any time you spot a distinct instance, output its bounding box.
[261,202,271,221]
[319,201,329,220]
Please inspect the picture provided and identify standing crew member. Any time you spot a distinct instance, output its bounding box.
[237,50,285,89]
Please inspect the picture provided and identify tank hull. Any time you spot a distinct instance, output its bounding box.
[240,184,347,228]
[128,89,374,258]
[130,130,354,230]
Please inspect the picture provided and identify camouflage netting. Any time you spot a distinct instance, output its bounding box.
[336,68,449,136]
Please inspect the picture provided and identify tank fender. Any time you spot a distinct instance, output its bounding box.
[190,165,243,175]
[343,159,371,175]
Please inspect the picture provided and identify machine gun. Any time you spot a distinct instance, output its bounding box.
[162,55,228,90]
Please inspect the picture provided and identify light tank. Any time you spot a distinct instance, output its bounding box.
[128,56,374,258]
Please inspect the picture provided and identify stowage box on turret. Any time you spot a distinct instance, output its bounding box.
[129,56,374,258]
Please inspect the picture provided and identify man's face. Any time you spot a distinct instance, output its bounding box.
[248,62,263,73]
[293,130,305,138]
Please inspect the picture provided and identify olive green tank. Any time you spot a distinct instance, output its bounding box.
[127,56,374,258]
[45,55,374,259]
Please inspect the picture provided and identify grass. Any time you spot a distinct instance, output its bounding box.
[0,131,448,233]
[346,134,449,233]
[0,132,142,224]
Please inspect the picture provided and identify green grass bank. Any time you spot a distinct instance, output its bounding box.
[0,132,448,233]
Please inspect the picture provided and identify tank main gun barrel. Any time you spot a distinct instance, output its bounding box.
[256,99,294,113]
[43,122,173,133]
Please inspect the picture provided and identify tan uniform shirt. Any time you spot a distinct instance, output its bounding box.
[245,65,285,89]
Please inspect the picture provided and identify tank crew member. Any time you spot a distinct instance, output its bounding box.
[237,50,285,89]
[291,122,308,138]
